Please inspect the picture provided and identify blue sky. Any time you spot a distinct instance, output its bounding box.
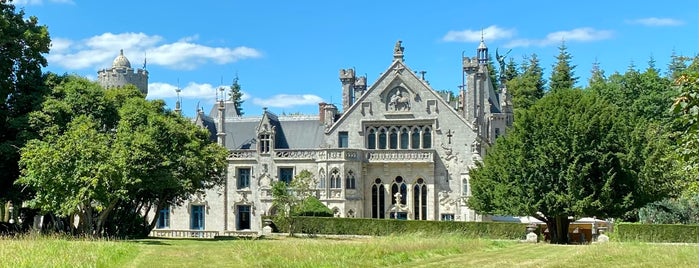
[15,0,698,117]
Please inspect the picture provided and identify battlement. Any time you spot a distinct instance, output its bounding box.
[463,56,479,73]
[339,68,355,80]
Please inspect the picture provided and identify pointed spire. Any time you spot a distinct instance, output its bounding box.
[477,31,488,65]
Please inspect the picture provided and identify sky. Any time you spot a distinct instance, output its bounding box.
[13,0,699,117]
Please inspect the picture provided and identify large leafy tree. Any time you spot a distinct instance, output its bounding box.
[18,76,227,236]
[468,89,671,244]
[0,2,51,204]
[506,54,545,110]
[671,57,699,196]
[549,41,578,92]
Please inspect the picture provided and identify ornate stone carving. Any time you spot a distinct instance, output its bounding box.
[388,88,410,111]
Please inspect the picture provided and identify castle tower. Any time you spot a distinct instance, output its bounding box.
[97,49,149,96]
[339,68,356,111]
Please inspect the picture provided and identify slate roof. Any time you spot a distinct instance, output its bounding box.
[205,108,325,150]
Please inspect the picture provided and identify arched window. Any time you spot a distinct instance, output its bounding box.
[413,178,427,220]
[411,127,420,149]
[422,127,432,149]
[391,176,407,206]
[400,128,409,149]
[371,178,385,219]
[318,168,326,189]
[330,169,341,189]
[378,128,387,149]
[367,128,376,149]
[345,170,356,189]
[462,179,469,196]
[389,128,398,149]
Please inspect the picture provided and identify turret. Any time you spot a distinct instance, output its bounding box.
[339,68,356,111]
[477,37,488,65]
[353,75,367,99]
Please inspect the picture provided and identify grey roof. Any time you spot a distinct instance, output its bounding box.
[206,107,325,150]
[208,100,241,119]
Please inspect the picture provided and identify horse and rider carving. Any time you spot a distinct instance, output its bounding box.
[389,89,411,111]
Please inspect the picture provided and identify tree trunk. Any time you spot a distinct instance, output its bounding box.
[546,215,571,244]
[143,200,165,237]
[95,200,118,237]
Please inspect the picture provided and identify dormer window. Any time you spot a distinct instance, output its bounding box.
[259,134,271,153]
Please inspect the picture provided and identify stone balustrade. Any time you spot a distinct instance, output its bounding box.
[365,150,434,162]
[228,150,256,159]
[150,229,219,238]
[227,149,433,163]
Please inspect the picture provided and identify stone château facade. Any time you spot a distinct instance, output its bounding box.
[97,50,149,95]
[151,40,513,236]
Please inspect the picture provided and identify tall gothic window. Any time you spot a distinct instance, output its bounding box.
[411,127,421,149]
[345,170,356,189]
[330,169,342,189]
[367,129,376,149]
[378,128,387,149]
[400,128,409,149]
[279,168,294,184]
[413,178,427,220]
[422,127,432,149]
[371,178,385,219]
[389,128,398,149]
[391,176,407,206]
[318,168,326,189]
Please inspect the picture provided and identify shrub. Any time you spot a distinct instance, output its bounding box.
[294,196,333,217]
[615,223,699,243]
[274,217,527,239]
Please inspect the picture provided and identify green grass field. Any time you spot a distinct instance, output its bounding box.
[1,234,698,267]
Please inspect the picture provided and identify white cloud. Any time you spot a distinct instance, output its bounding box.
[12,0,74,5]
[442,25,515,42]
[627,17,683,26]
[147,81,251,101]
[252,94,324,108]
[47,32,262,70]
[505,27,613,48]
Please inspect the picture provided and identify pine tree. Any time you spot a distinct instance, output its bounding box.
[228,75,245,116]
[504,57,519,82]
[667,49,689,80]
[504,54,545,110]
[549,41,578,92]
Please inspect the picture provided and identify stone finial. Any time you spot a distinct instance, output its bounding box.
[393,40,404,61]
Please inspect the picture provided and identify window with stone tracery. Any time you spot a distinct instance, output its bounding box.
[371,178,385,219]
[365,125,433,150]
[330,169,342,189]
[345,170,356,189]
[413,178,427,220]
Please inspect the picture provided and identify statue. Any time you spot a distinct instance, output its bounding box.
[389,90,411,111]
[393,40,404,54]
[495,48,511,82]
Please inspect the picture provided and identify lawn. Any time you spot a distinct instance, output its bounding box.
[1,234,697,267]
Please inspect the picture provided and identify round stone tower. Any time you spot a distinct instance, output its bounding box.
[97,49,149,96]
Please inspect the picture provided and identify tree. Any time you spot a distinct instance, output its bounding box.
[17,76,228,236]
[549,41,578,92]
[671,57,699,196]
[0,2,51,205]
[228,75,244,116]
[468,89,672,244]
[506,54,545,110]
[504,57,519,82]
[271,169,317,236]
[667,49,690,80]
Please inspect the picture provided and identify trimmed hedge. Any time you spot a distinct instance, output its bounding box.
[275,216,528,239]
[614,223,699,243]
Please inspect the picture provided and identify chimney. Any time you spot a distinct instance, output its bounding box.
[318,102,327,124]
